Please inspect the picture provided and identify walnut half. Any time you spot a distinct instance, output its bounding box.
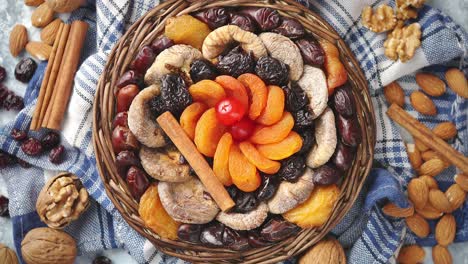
[361,4,397,33]
[36,173,90,229]
[396,0,426,20]
[384,23,422,62]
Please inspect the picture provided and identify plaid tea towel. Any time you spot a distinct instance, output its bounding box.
[1,0,467,263]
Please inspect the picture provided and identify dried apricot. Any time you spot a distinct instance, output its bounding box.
[229,144,261,192]
[180,102,208,140]
[139,184,180,240]
[256,85,285,125]
[164,15,211,50]
[189,80,227,107]
[215,75,249,109]
[239,141,281,174]
[213,133,234,186]
[250,112,294,144]
[194,108,227,157]
[238,73,268,120]
[283,184,340,228]
[256,131,303,160]
[318,39,347,94]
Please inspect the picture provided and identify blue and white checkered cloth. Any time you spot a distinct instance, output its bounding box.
[1,0,467,263]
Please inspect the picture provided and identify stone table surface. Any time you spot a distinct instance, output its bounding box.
[0,1,467,263]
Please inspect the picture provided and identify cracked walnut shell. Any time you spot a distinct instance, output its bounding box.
[384,23,421,62]
[36,173,90,229]
[361,5,397,33]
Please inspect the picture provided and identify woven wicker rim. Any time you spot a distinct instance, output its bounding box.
[93,0,376,263]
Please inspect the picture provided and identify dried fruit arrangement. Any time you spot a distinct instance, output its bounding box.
[111,6,363,250]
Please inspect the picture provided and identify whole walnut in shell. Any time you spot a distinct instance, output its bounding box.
[21,227,77,264]
[36,173,90,229]
[0,243,19,264]
[299,238,346,264]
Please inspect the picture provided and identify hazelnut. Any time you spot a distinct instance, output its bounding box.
[0,243,19,264]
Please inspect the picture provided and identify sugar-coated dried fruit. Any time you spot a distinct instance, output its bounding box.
[215,75,249,110]
[239,141,281,174]
[256,85,285,125]
[213,133,234,186]
[217,46,255,78]
[190,59,218,83]
[15,58,37,83]
[194,108,227,157]
[239,7,281,31]
[189,80,226,107]
[255,56,289,86]
[278,155,306,182]
[164,15,211,50]
[180,102,208,140]
[229,13,256,32]
[238,73,268,120]
[256,131,303,160]
[306,108,337,168]
[193,7,229,29]
[272,17,305,39]
[318,39,348,94]
[229,144,261,192]
[250,112,294,144]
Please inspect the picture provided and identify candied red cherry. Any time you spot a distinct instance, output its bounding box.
[215,97,246,126]
[295,37,325,66]
[0,195,9,217]
[116,70,143,89]
[151,36,174,55]
[0,66,6,83]
[126,166,149,201]
[112,112,128,128]
[229,13,256,32]
[230,118,255,141]
[10,129,27,141]
[21,138,43,156]
[49,145,65,164]
[272,17,305,39]
[130,46,156,74]
[41,131,60,150]
[112,126,139,153]
[117,84,139,112]
[193,7,229,29]
[239,7,281,31]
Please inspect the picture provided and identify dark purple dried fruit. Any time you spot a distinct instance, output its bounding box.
[260,217,300,242]
[112,112,128,129]
[17,159,31,168]
[200,222,224,247]
[337,115,361,147]
[21,138,43,156]
[93,256,112,264]
[247,231,271,248]
[239,7,281,31]
[333,84,355,118]
[10,129,27,141]
[0,151,15,168]
[0,66,6,83]
[41,131,60,150]
[159,73,192,117]
[15,58,37,83]
[130,46,156,74]
[256,174,279,202]
[255,56,289,86]
[295,37,325,66]
[0,87,24,111]
[278,155,306,182]
[112,126,140,154]
[313,163,342,185]
[0,195,9,217]
[298,129,315,155]
[332,141,355,171]
[272,17,305,39]
[233,191,259,213]
[223,228,249,251]
[292,108,314,131]
[217,46,255,77]
[115,150,140,177]
[178,224,202,243]
[229,13,256,32]
[190,59,218,83]
[116,70,143,89]
[151,36,174,55]
[49,145,65,164]
[283,84,309,112]
[193,7,229,29]
[126,166,150,201]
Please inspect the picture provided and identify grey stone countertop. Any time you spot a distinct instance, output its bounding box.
[0,1,467,263]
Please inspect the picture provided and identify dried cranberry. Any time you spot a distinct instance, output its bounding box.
[112,112,128,128]
[93,256,112,264]
[178,224,202,243]
[312,163,342,185]
[151,36,174,55]
[10,129,27,141]
[229,13,256,32]
[272,17,305,39]
[255,56,289,86]
[115,151,140,177]
[21,138,43,156]
[283,84,309,112]
[222,228,249,251]
[278,155,306,182]
[130,46,156,74]
[15,58,37,83]
[295,37,325,66]
[0,196,9,217]
[239,7,281,31]
[0,66,6,83]
[259,217,300,242]
[126,166,149,201]
[256,174,279,202]
[247,231,271,248]
[333,84,355,118]
[298,129,315,155]
[217,46,255,77]
[193,7,229,29]
[41,131,60,150]
[200,222,224,247]
[17,159,31,168]
[49,145,65,164]
[0,151,15,168]
[190,59,218,83]
[116,70,143,89]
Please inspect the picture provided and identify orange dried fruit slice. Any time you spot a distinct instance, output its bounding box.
[164,15,211,50]
[256,85,285,125]
[215,75,249,110]
[283,184,340,228]
[194,108,227,157]
[238,73,268,120]
[318,39,348,95]
[229,144,261,192]
[256,131,303,160]
[250,112,294,144]
[139,183,180,240]
[239,141,281,174]
[189,80,227,107]
[180,102,208,140]
[213,133,234,186]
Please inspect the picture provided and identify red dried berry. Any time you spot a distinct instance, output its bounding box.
[10,129,27,141]
[49,145,65,164]
[21,138,43,156]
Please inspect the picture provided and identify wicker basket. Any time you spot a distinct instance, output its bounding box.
[93,0,376,263]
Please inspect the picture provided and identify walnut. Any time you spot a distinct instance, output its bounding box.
[0,243,19,264]
[396,0,426,20]
[36,173,90,229]
[361,4,397,33]
[384,22,421,62]
[21,227,77,264]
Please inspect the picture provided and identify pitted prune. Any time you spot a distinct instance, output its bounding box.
[193,7,229,29]
[312,163,341,185]
[126,166,149,201]
[239,7,281,31]
[158,73,192,117]
[178,224,202,243]
[233,191,259,213]
[278,155,306,182]
[337,114,361,147]
[130,46,156,74]
[333,84,355,117]
[260,217,300,242]
[190,59,218,83]
[15,58,37,83]
[229,13,256,32]
[298,129,315,155]
[223,228,249,251]
[247,231,271,248]
[256,174,279,202]
[255,56,289,86]
[217,46,255,77]
[283,83,309,112]
[292,108,314,131]
[295,37,325,66]
[116,70,143,89]
[151,36,174,55]
[272,17,305,39]
[201,222,224,247]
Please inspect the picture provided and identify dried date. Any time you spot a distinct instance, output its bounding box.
[333,84,355,118]
[260,217,300,242]
[222,228,249,251]
[272,17,305,39]
[295,37,325,66]
[126,166,149,201]
[193,7,229,29]
[151,36,174,55]
[200,222,224,247]
[130,46,156,74]
[229,13,256,32]
[239,7,281,31]
[178,224,202,243]
[332,141,355,171]
[337,115,361,147]
[312,163,341,185]
[116,70,143,89]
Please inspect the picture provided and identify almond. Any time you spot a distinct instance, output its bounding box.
[433,122,457,140]
[45,0,86,13]
[445,68,468,98]
[454,174,468,191]
[416,73,446,97]
[9,24,29,57]
[415,138,430,152]
[407,178,428,209]
[26,42,52,61]
[40,18,61,45]
[397,244,425,264]
[420,175,438,189]
[31,3,55,28]
[382,202,414,218]
[405,213,430,238]
[410,91,437,116]
[24,0,45,6]
[429,189,452,213]
[435,214,456,246]
[416,203,443,220]
[421,150,451,166]
[420,159,445,177]
[432,245,452,264]
[384,82,405,107]
[405,143,422,170]
[445,183,466,212]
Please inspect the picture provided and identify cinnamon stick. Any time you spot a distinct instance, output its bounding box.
[46,20,88,130]
[387,104,468,174]
[157,111,235,212]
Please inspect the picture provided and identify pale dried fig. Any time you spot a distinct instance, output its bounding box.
[297,65,328,119]
[306,108,337,168]
[140,146,191,182]
[217,202,268,230]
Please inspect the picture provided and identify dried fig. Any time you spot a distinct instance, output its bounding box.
[297,65,328,119]
[216,202,268,230]
[140,146,191,182]
[21,228,77,264]
[306,108,337,168]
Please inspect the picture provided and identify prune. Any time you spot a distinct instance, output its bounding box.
[332,141,355,171]
[15,58,37,83]
[312,163,341,185]
[247,231,271,248]
[272,17,305,39]
[115,150,140,177]
[112,125,139,153]
[178,224,202,243]
[239,7,281,31]
[0,151,15,168]
[333,84,355,117]
[337,115,361,147]
[227,185,239,199]
[93,256,112,264]
[0,88,24,111]
[49,145,65,164]
[283,83,309,112]
[112,112,128,129]
[200,222,224,247]
[130,46,155,74]
[116,70,143,89]
[126,166,149,201]
[256,174,279,202]
[21,138,43,156]
[190,59,218,83]
[292,108,314,131]
[233,191,259,213]
[278,155,306,182]
[159,73,192,116]
[295,37,325,66]
[151,36,174,55]
[117,84,140,112]
[298,129,315,155]
[193,7,229,29]
[255,56,289,86]
[260,217,300,242]
[10,129,27,141]
[0,66,6,82]
[41,131,60,150]
[217,46,255,77]
[229,13,256,32]
[223,228,249,251]
[0,195,9,217]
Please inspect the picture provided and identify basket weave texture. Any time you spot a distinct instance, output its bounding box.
[93,0,376,263]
